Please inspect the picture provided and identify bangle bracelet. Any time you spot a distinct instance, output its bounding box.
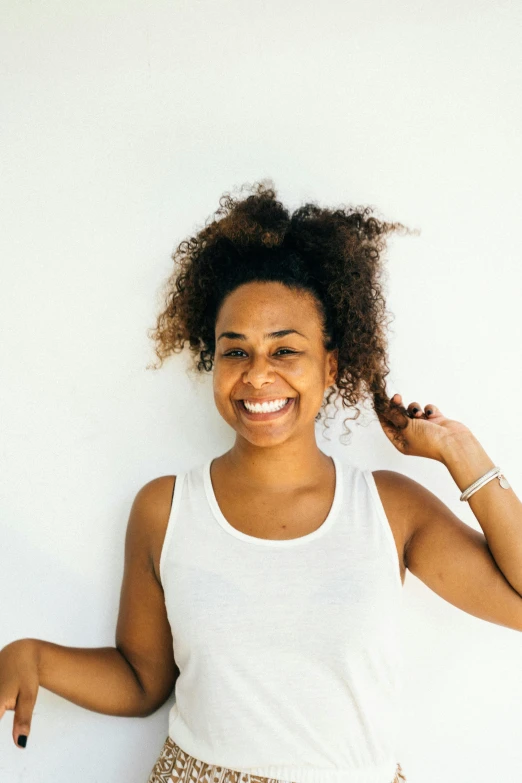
[460,466,511,502]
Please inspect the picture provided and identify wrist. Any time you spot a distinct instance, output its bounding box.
[22,638,43,677]
[439,430,482,466]
[439,432,496,493]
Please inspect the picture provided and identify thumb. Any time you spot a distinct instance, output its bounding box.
[13,688,37,748]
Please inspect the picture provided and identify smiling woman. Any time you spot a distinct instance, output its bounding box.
[7,180,521,781]
[138,181,414,783]
[13,180,505,781]
[211,281,339,449]
[149,180,412,445]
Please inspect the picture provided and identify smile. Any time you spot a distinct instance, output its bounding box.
[238,397,295,420]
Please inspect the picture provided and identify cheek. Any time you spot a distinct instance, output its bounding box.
[212,363,229,387]
[212,369,236,407]
[287,358,325,387]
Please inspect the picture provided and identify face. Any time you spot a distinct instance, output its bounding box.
[212,281,338,448]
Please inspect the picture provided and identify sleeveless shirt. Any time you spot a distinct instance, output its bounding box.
[159,455,404,783]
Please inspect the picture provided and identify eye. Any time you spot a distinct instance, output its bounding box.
[222,349,299,357]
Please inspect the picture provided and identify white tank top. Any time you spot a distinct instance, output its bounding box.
[159,454,404,783]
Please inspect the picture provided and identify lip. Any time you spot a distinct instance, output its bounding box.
[236,396,296,421]
[240,397,290,403]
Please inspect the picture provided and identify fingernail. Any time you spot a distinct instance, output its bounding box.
[411,407,419,414]
[17,735,27,748]
[426,409,433,416]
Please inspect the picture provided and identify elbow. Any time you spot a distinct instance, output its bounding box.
[139,693,170,718]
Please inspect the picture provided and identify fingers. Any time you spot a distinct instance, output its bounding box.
[13,688,37,748]
[385,395,409,426]
[0,640,40,749]
[392,394,440,419]
[407,400,423,417]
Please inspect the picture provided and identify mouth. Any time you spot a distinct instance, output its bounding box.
[236,397,296,421]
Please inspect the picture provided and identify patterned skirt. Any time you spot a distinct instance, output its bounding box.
[146,736,406,783]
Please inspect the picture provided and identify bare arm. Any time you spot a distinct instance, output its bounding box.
[34,641,151,718]
[373,469,522,631]
[34,475,178,717]
[1,476,178,747]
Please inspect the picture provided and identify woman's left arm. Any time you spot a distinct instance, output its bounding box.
[440,431,522,597]
[376,394,522,630]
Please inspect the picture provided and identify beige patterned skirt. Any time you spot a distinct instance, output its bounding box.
[146,736,406,783]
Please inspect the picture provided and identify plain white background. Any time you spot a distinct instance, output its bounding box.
[2,1,522,781]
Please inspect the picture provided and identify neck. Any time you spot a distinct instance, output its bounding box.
[218,435,332,491]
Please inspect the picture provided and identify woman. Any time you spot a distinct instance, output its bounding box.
[2,182,521,783]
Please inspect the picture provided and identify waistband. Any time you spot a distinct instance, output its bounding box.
[162,736,405,783]
[236,760,402,783]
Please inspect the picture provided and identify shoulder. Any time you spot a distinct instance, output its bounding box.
[370,467,427,511]
[370,468,422,496]
[131,475,177,517]
[370,469,437,515]
[127,476,177,584]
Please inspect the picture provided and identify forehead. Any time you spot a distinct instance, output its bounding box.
[216,282,321,329]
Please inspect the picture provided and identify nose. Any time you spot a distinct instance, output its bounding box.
[242,353,275,388]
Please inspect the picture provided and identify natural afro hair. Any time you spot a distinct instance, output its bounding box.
[148,179,417,445]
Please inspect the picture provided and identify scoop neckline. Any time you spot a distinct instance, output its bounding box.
[203,454,343,547]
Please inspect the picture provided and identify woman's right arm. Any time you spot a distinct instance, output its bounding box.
[0,475,178,748]
[0,638,150,748]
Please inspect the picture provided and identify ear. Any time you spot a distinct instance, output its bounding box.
[325,348,338,388]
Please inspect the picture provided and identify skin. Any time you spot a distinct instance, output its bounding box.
[6,280,522,750]
[147,281,410,580]
[147,280,522,627]
[208,281,343,545]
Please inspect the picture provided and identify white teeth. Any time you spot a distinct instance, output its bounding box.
[243,398,289,413]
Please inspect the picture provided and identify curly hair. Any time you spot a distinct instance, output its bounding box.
[148,179,417,445]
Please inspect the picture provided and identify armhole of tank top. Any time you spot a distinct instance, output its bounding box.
[159,471,186,590]
[362,468,403,590]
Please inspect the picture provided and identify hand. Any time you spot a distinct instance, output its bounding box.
[377,393,474,461]
[0,639,40,748]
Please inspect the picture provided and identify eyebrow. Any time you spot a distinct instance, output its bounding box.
[217,329,309,342]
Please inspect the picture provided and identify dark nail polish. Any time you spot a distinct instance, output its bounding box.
[411,407,419,414]
[426,409,432,416]
[17,734,27,747]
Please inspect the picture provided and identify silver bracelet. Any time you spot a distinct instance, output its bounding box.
[460,466,511,502]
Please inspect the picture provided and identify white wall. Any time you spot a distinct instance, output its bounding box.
[2,1,522,781]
